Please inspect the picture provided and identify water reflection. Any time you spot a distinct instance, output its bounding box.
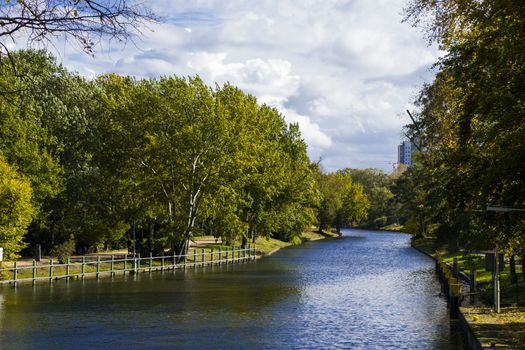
[0,230,465,349]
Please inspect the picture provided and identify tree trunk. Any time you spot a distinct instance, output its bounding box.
[148,219,154,253]
[241,225,252,249]
[172,238,190,262]
[522,252,525,281]
[510,255,517,283]
[132,221,137,257]
[419,216,425,237]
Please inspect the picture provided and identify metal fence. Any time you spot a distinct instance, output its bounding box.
[0,246,257,286]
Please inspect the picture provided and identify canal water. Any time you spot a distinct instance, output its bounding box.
[0,229,466,349]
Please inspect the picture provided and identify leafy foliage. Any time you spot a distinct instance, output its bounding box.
[315,168,370,233]
[399,0,525,255]
[0,49,372,259]
[0,154,34,260]
[49,235,75,264]
[345,168,395,228]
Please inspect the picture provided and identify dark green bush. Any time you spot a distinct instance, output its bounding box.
[50,236,76,264]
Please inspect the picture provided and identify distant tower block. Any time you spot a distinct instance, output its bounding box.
[398,140,414,166]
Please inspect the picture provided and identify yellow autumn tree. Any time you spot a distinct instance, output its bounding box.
[0,154,34,260]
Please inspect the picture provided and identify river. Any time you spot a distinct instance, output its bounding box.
[0,229,466,349]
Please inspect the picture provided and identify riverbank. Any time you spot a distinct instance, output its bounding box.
[379,223,405,232]
[189,229,338,258]
[412,236,525,349]
[0,229,339,283]
[352,223,405,233]
[0,229,467,349]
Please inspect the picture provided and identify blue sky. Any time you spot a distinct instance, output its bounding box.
[14,0,441,172]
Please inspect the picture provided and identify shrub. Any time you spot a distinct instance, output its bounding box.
[50,236,76,264]
[374,216,388,227]
[290,236,302,246]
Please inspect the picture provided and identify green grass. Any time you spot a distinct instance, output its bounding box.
[251,236,292,255]
[301,229,338,241]
[380,223,405,232]
[412,236,525,306]
[0,248,254,283]
[191,235,218,241]
[193,236,290,256]
[411,236,436,254]
[197,229,338,257]
[1,230,336,282]
[197,229,338,256]
[412,235,525,350]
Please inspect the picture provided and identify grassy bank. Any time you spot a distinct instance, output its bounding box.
[193,229,338,257]
[412,236,525,349]
[0,229,338,283]
[379,223,405,232]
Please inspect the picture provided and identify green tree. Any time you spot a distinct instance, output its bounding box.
[0,154,34,260]
[401,0,525,253]
[202,86,317,247]
[316,170,369,234]
[0,51,65,246]
[345,168,395,227]
[0,50,325,257]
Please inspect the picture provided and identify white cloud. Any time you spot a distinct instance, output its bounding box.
[183,52,331,152]
[281,107,333,160]
[186,52,300,106]
[54,0,440,172]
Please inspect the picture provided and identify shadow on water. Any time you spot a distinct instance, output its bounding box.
[0,229,467,349]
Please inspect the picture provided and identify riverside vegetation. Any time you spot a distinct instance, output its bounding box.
[0,50,369,268]
[1,2,524,347]
[0,0,405,270]
[398,1,525,348]
[412,237,525,348]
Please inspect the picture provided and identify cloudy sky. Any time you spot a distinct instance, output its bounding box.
[55,0,440,172]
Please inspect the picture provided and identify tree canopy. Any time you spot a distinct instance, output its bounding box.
[0,153,34,260]
[315,168,369,234]
[398,0,525,252]
[0,49,372,259]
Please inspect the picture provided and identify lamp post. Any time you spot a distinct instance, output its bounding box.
[493,244,501,314]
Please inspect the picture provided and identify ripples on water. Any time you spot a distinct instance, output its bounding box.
[0,230,465,349]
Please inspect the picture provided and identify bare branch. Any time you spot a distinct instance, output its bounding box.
[0,0,157,57]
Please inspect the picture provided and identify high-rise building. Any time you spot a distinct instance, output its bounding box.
[398,140,413,166]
